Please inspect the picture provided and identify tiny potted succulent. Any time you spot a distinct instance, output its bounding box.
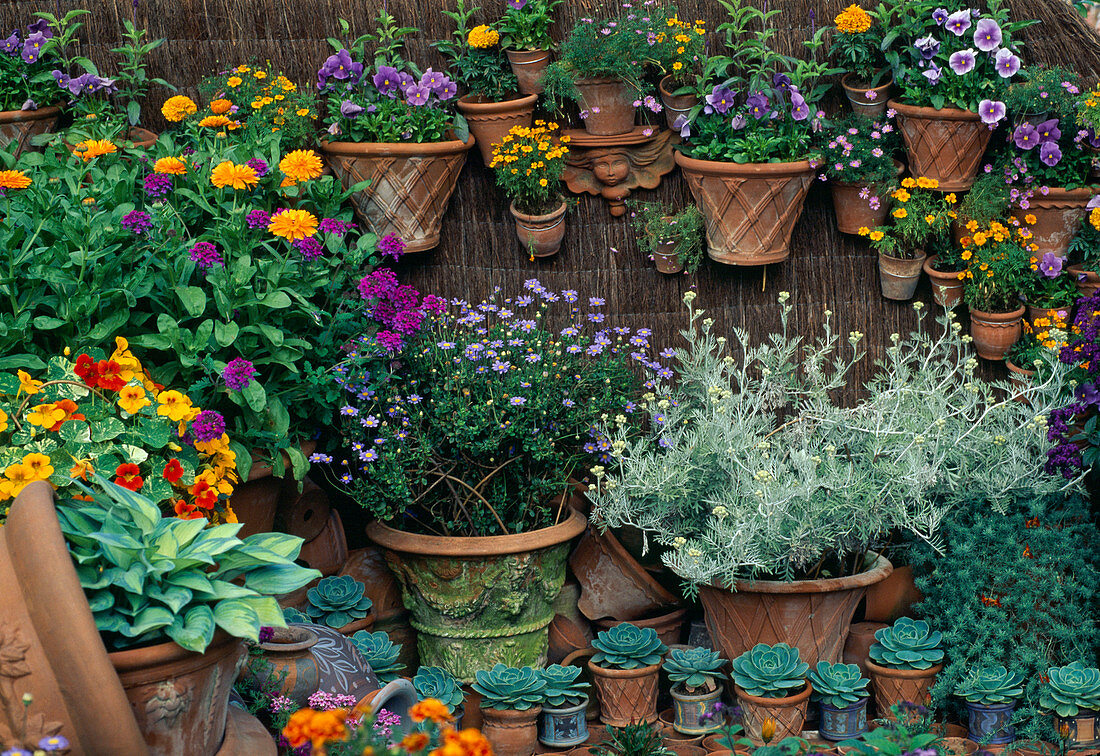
[1039,661,1100,749]
[471,664,547,756]
[807,661,870,741]
[866,618,944,717]
[664,647,728,735]
[730,642,811,745]
[350,630,406,684]
[628,200,705,275]
[497,0,563,95]
[955,665,1024,744]
[593,723,674,756]
[413,666,466,724]
[588,622,668,728]
[305,575,374,634]
[490,121,570,258]
[537,664,590,748]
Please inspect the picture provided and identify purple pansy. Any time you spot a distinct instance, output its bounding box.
[944,10,972,35]
[949,48,976,75]
[405,84,430,106]
[973,18,1002,51]
[922,63,943,85]
[705,85,735,115]
[914,35,940,60]
[995,48,1020,78]
[1040,252,1063,278]
[932,7,949,24]
[790,92,809,121]
[372,65,402,96]
[1014,123,1039,150]
[340,100,364,118]
[1039,141,1062,167]
[978,99,1005,124]
[746,92,770,119]
[1036,118,1061,143]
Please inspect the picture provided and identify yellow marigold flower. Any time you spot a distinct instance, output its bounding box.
[253,70,267,79]
[835,5,872,34]
[673,61,684,71]
[268,209,319,241]
[870,230,885,242]
[1024,214,1037,225]
[891,188,910,202]
[858,226,870,236]
[22,453,54,481]
[925,214,936,224]
[1090,207,1100,231]
[210,161,259,190]
[154,156,188,175]
[915,176,937,189]
[227,76,243,87]
[973,232,988,246]
[156,390,193,422]
[966,219,979,232]
[162,95,198,122]
[74,139,117,161]
[279,149,324,183]
[901,177,916,189]
[199,115,233,128]
[0,169,31,190]
[118,385,151,415]
[945,193,957,204]
[467,24,500,49]
[296,108,310,117]
[401,732,430,751]
[27,403,65,429]
[892,208,908,219]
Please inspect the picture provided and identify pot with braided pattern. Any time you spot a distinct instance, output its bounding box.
[587,661,661,727]
[0,105,60,158]
[890,101,991,192]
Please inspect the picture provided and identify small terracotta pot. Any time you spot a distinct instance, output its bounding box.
[969,305,1026,361]
[298,508,349,576]
[1027,305,1070,329]
[594,606,686,648]
[336,614,375,637]
[830,180,892,234]
[457,93,538,166]
[941,737,979,756]
[507,49,551,95]
[569,525,679,624]
[588,660,661,727]
[863,565,924,624]
[574,78,636,136]
[890,100,992,192]
[1069,264,1100,297]
[733,683,812,745]
[653,238,685,274]
[659,75,698,131]
[701,733,753,754]
[879,251,927,301]
[1017,187,1094,260]
[842,621,888,678]
[128,126,158,149]
[841,73,892,119]
[676,152,816,266]
[865,660,942,716]
[667,746,708,756]
[0,104,61,158]
[511,201,568,258]
[923,255,965,309]
[1006,360,1036,403]
[482,706,541,756]
[241,625,321,707]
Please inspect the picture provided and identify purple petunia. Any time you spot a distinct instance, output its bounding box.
[973,18,1002,51]
[191,410,227,443]
[189,241,223,270]
[122,210,153,235]
[995,48,1021,78]
[978,99,1006,125]
[223,358,258,390]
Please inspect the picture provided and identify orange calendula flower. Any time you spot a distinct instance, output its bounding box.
[199,115,233,128]
[834,4,872,33]
[431,728,494,756]
[410,698,453,724]
[268,208,319,241]
[226,76,243,87]
[279,149,324,183]
[892,208,907,219]
[162,95,198,122]
[154,156,188,175]
[210,98,233,115]
[0,169,31,190]
[401,732,431,751]
[118,385,151,415]
[74,139,117,161]
[210,161,259,190]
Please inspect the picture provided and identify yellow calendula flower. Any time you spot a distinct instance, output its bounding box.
[915,176,939,189]
[892,188,910,202]
[268,209,319,241]
[296,108,310,117]
[925,214,936,224]
[973,232,988,246]
[161,95,198,122]
[210,161,259,190]
[74,139,117,161]
[253,70,267,79]
[944,193,957,204]
[154,156,188,175]
[117,385,151,415]
[835,4,872,34]
[199,115,233,128]
[279,149,324,183]
[467,24,500,49]
[0,169,31,190]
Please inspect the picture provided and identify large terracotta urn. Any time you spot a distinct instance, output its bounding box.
[0,104,61,157]
[889,101,992,192]
[456,94,538,166]
[321,135,475,253]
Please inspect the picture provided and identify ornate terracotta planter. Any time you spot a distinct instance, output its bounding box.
[923,255,965,309]
[863,565,924,624]
[109,633,246,756]
[841,73,892,119]
[0,105,60,158]
[864,659,942,715]
[510,201,568,258]
[507,49,551,95]
[321,135,474,253]
[671,684,724,735]
[457,93,538,166]
[539,698,589,748]
[820,698,869,741]
[588,660,661,726]
[653,238,685,274]
[889,100,992,192]
[879,251,927,301]
[676,152,815,266]
[698,554,892,669]
[241,625,322,707]
[733,683,812,745]
[969,305,1026,361]
[1017,187,1094,260]
[574,78,636,136]
[482,706,541,756]
[1069,264,1100,297]
[659,75,698,131]
[366,510,587,682]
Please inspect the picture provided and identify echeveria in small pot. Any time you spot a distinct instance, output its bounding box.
[866,618,944,716]
[731,643,811,744]
[472,664,547,756]
[664,646,727,735]
[305,575,374,632]
[537,664,590,748]
[956,665,1024,744]
[808,661,870,741]
[589,623,668,727]
[350,630,405,684]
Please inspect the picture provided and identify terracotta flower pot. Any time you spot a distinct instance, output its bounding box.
[594,607,686,648]
[879,251,927,301]
[321,135,474,253]
[889,100,992,192]
[698,554,892,669]
[569,525,679,623]
[588,660,661,726]
[297,508,349,576]
[864,659,942,715]
[863,565,924,624]
[241,625,322,707]
[1018,187,1094,260]
[231,442,317,538]
[843,622,888,678]
[667,745,707,756]
[511,200,568,258]
[1069,264,1100,297]
[841,73,892,119]
[367,510,587,682]
[507,49,551,95]
[831,183,891,235]
[575,78,636,136]
[923,255,965,309]
[128,127,159,149]
[660,75,698,131]
[336,614,375,636]
[941,736,979,756]
[653,238,685,274]
[1027,305,1070,329]
[702,733,752,754]
[0,104,61,158]
[676,152,816,266]
[969,305,1026,361]
[1006,360,1036,404]
[482,706,541,756]
[733,683,813,745]
[109,633,246,756]
[457,93,538,166]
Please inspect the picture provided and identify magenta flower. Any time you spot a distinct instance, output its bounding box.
[246,158,268,177]
[949,49,976,75]
[122,210,153,235]
[978,99,1005,125]
[223,358,257,390]
[1040,141,1062,167]
[296,236,324,261]
[376,330,403,353]
[190,410,227,443]
[143,173,173,199]
[1014,123,1039,150]
[972,18,1002,51]
[944,10,972,35]
[319,218,354,236]
[864,89,878,101]
[247,209,271,228]
[995,48,1021,78]
[189,241,223,270]
[378,233,407,259]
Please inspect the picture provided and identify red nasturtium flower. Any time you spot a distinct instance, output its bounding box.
[114,463,144,491]
[73,354,97,386]
[173,499,202,520]
[162,459,185,484]
[189,479,218,509]
[95,360,126,391]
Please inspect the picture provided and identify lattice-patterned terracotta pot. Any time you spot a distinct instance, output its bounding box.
[734,683,812,745]
[865,660,943,717]
[588,660,661,727]
[890,101,992,192]
[675,152,815,266]
[0,105,61,158]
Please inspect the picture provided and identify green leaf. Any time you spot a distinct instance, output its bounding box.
[125,605,175,637]
[261,291,292,309]
[257,324,284,347]
[229,440,252,481]
[243,563,320,595]
[167,605,215,653]
[60,421,92,444]
[137,417,171,448]
[214,321,239,347]
[241,380,266,413]
[284,444,308,482]
[32,316,66,330]
[213,599,261,640]
[90,417,125,442]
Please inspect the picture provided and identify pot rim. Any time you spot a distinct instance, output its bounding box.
[841,72,893,92]
[587,659,662,678]
[1068,263,1100,280]
[506,48,551,60]
[671,682,725,701]
[968,305,1027,321]
[247,439,317,482]
[0,104,62,121]
[923,254,964,280]
[510,199,568,223]
[594,605,686,630]
[674,150,814,176]
[733,682,813,707]
[864,659,944,679]
[320,134,475,157]
[574,76,627,87]
[820,696,870,712]
[1005,359,1036,378]
[1017,186,1098,203]
[481,704,543,719]
[260,623,320,652]
[108,630,240,673]
[542,697,590,715]
[367,508,586,556]
[887,99,981,120]
[706,553,892,594]
[457,92,539,112]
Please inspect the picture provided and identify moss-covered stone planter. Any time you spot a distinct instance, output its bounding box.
[367,510,587,682]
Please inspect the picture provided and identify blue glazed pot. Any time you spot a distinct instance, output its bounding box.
[538,698,589,748]
[966,701,1015,745]
[819,698,868,741]
[672,684,724,735]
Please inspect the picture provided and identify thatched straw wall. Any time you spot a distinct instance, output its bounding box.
[5,0,1100,399]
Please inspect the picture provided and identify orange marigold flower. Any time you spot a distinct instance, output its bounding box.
[279,149,324,183]
[74,139,118,161]
[268,208,318,241]
[0,169,32,190]
[210,98,233,115]
[401,732,431,751]
[154,156,188,175]
[162,95,198,122]
[199,115,233,128]
[410,698,453,724]
[281,708,348,750]
[210,161,259,190]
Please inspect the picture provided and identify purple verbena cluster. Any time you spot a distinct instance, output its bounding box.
[189,241,223,270]
[190,410,227,443]
[306,690,359,711]
[357,268,444,353]
[122,210,153,235]
[1045,295,1100,478]
[296,236,324,261]
[376,232,406,259]
[318,218,354,236]
[223,357,258,391]
[143,173,173,199]
[246,158,269,177]
[246,209,271,229]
